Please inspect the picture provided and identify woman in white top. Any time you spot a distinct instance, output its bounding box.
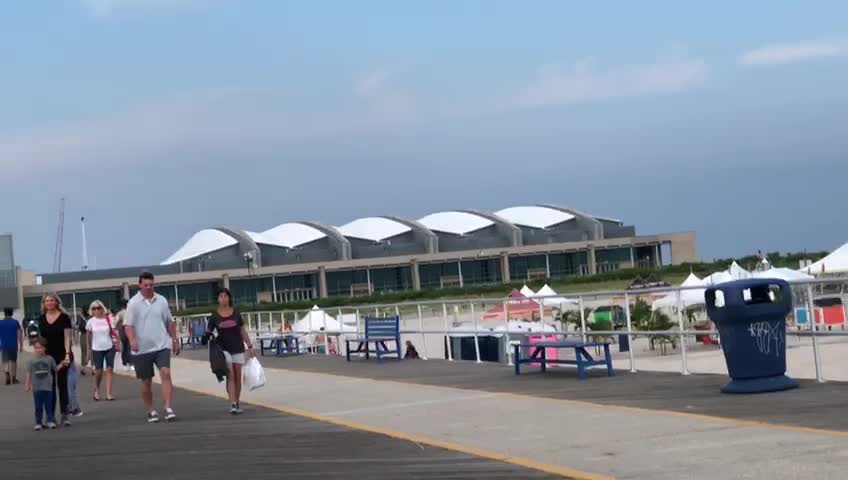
[86,300,117,401]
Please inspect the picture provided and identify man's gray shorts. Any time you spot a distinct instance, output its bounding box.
[133,349,170,380]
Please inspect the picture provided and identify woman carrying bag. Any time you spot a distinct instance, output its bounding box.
[86,300,119,401]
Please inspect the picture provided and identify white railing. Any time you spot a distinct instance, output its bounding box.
[175,277,848,383]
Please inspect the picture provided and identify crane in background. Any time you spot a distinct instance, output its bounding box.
[52,197,65,273]
[81,216,89,271]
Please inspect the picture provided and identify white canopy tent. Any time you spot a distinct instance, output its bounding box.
[533,284,579,307]
[449,320,559,338]
[652,273,706,310]
[292,306,356,334]
[753,267,814,282]
[520,285,536,298]
[801,242,848,275]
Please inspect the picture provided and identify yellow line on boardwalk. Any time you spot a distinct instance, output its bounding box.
[269,366,848,439]
[178,382,614,480]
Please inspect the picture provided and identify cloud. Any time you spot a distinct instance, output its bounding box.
[739,40,845,66]
[354,69,417,123]
[512,58,708,109]
[0,56,705,181]
[0,78,419,181]
[80,0,202,18]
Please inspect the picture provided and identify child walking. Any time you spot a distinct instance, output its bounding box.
[26,338,58,430]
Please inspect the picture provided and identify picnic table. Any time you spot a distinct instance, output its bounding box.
[258,334,301,357]
[513,341,613,379]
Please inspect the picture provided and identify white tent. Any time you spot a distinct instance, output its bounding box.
[292,306,356,334]
[753,267,814,282]
[533,284,578,307]
[520,285,536,297]
[801,242,848,275]
[652,273,706,310]
[448,320,558,338]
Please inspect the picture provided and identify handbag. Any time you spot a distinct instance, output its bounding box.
[105,316,121,352]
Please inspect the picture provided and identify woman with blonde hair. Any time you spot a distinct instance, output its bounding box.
[86,300,118,401]
[36,293,74,426]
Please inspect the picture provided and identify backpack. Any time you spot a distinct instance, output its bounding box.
[26,319,40,339]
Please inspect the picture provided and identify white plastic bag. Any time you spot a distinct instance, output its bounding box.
[243,357,266,391]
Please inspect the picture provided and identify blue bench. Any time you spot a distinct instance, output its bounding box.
[513,341,613,379]
[346,316,401,363]
[258,335,301,356]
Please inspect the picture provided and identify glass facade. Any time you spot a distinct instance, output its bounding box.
[419,262,460,289]
[460,259,501,286]
[549,251,589,278]
[230,277,274,306]
[326,270,369,297]
[509,255,548,281]
[369,266,413,293]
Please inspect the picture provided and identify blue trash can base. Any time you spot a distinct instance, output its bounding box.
[720,374,800,394]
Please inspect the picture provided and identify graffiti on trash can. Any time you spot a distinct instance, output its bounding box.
[747,321,783,356]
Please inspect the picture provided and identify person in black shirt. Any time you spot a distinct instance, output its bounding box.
[37,293,74,427]
[206,288,254,415]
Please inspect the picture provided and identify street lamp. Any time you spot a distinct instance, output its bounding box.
[243,252,256,307]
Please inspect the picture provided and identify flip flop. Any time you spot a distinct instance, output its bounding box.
[93,394,100,401]
[106,396,115,401]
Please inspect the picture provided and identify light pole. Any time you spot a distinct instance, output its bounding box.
[243,252,256,307]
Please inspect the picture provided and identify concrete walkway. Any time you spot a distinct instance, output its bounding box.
[160,351,848,480]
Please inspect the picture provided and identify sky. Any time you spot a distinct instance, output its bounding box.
[1,1,847,272]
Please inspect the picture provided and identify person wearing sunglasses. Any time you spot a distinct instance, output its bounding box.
[86,300,117,401]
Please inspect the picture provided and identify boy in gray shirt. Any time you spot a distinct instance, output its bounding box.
[26,337,57,430]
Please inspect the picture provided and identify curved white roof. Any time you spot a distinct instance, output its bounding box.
[161,229,238,265]
[495,206,575,229]
[418,211,493,235]
[338,217,411,242]
[260,223,327,248]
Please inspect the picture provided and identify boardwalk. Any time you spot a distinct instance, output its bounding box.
[0,363,563,480]
[225,350,848,431]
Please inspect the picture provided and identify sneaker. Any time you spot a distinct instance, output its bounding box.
[235,403,244,414]
[12,378,20,384]
[147,411,160,423]
[46,422,57,430]
[164,408,176,422]
[230,403,238,415]
[33,424,42,431]
[61,416,71,427]
[72,409,84,417]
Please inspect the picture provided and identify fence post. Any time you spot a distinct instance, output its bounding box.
[503,299,512,366]
[443,303,453,361]
[355,308,361,336]
[806,283,823,383]
[322,309,329,356]
[676,289,690,375]
[417,304,428,360]
[624,293,636,373]
[470,302,481,363]
[579,296,587,343]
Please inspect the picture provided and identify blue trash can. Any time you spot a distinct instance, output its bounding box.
[705,278,799,394]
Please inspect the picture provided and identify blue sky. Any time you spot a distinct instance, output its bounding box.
[1,1,847,272]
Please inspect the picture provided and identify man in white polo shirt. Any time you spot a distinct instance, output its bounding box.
[125,271,181,423]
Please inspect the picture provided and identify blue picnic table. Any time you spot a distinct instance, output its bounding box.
[513,341,614,379]
[258,334,301,357]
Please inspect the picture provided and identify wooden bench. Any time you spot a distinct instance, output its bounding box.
[513,341,613,379]
[346,316,401,363]
[258,334,301,356]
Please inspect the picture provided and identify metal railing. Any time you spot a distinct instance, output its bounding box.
[175,278,848,383]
